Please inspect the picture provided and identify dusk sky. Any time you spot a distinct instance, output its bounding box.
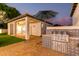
[6,3,73,19]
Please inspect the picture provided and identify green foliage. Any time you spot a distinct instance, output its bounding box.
[0,3,21,19]
[0,3,21,29]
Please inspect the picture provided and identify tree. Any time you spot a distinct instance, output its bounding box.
[0,3,21,19]
[0,3,21,29]
[34,10,58,20]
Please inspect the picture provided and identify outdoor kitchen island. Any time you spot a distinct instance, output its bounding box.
[42,26,79,56]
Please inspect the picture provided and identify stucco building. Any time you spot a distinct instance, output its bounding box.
[71,3,79,25]
[7,13,52,40]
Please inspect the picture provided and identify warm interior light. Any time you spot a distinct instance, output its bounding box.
[16,20,25,34]
[17,26,22,34]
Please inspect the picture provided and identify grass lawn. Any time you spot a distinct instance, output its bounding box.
[0,33,25,47]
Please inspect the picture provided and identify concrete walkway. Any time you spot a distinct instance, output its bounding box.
[0,36,64,56]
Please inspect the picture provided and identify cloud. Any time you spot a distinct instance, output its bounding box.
[45,17,72,26]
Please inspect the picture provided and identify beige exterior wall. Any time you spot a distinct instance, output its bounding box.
[28,16,42,36]
[73,4,79,26]
[25,17,29,40]
[8,23,10,35]
[16,20,25,35]
[8,15,43,40]
[29,22,42,36]
[8,17,26,35]
[8,17,29,40]
[8,21,16,36]
[0,29,7,33]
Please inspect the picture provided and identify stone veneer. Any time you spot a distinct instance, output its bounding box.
[42,29,79,56]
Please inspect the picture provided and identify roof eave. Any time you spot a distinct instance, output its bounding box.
[70,3,78,17]
[6,13,53,26]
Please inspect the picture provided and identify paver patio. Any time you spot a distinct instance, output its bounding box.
[0,36,64,56]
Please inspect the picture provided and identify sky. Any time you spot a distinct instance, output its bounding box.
[6,3,72,19]
[6,3,73,25]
